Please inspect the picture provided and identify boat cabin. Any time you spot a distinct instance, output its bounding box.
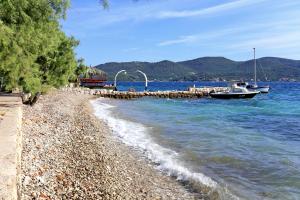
[79,68,115,90]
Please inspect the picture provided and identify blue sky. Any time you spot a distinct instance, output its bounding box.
[62,0,300,65]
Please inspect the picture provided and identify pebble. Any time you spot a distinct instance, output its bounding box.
[20,90,201,200]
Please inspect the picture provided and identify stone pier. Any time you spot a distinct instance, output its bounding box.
[62,86,228,99]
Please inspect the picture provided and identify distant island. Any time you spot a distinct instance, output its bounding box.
[96,57,300,82]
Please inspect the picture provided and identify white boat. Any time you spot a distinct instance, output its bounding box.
[246,48,270,93]
[246,84,270,93]
[236,81,270,93]
[210,83,260,99]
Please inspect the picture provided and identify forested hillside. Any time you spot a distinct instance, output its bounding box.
[96,57,300,81]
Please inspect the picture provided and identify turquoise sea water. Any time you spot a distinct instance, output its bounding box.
[92,82,300,200]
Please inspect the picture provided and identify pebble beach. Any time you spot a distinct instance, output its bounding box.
[20,91,199,200]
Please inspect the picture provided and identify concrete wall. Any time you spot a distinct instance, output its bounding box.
[0,96,22,200]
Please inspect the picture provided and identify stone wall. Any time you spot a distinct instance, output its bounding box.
[62,86,228,99]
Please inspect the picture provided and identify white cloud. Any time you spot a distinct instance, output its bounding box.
[157,27,250,47]
[230,32,300,50]
[158,35,198,46]
[157,14,300,47]
[65,0,268,29]
[63,0,300,62]
[157,0,267,19]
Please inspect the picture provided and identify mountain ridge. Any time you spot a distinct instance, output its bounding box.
[95,57,300,81]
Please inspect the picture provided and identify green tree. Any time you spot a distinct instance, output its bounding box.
[75,58,89,78]
[0,0,77,95]
[0,0,131,95]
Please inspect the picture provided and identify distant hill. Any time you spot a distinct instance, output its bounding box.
[95,57,300,81]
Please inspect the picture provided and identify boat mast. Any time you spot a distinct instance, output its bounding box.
[253,47,257,85]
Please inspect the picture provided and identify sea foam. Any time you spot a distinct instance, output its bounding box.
[91,98,217,189]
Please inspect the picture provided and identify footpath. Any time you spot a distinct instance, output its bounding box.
[0,94,22,200]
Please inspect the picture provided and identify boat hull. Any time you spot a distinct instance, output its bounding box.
[255,87,269,93]
[209,92,259,99]
[247,86,270,93]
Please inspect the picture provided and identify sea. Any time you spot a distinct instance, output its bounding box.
[91,81,300,200]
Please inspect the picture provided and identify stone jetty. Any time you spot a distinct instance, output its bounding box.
[62,86,228,99]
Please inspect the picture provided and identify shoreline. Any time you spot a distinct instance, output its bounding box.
[20,90,202,199]
[92,98,221,197]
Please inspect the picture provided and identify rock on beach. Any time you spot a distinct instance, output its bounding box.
[20,90,200,200]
